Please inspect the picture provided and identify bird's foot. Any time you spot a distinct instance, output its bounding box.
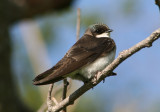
[92,71,101,85]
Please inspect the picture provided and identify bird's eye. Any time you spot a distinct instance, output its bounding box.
[96,29,104,34]
[96,29,100,33]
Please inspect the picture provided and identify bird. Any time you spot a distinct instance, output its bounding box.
[33,23,116,85]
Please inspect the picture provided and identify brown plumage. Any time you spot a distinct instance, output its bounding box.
[33,24,116,85]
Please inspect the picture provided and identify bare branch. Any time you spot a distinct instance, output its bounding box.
[76,8,81,41]
[38,83,64,112]
[44,8,82,112]
[50,28,160,112]
[46,84,54,112]
[60,8,81,112]
[61,79,69,112]
[52,97,58,105]
[62,79,69,100]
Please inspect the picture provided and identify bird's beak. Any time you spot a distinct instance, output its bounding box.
[108,29,113,32]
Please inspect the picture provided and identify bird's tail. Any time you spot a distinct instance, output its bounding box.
[33,68,63,85]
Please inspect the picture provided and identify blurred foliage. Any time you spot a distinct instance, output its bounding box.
[73,96,106,112]
[121,0,139,16]
[40,21,55,44]
[0,0,74,111]
[81,13,104,27]
[150,101,160,112]
[22,74,43,111]
[11,46,43,111]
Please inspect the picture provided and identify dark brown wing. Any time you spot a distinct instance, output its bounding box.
[33,35,116,85]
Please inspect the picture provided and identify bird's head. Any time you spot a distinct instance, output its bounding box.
[85,24,113,38]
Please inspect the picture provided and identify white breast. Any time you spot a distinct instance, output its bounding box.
[80,49,116,79]
[96,32,110,38]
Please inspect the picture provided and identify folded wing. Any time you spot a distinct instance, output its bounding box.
[33,35,115,85]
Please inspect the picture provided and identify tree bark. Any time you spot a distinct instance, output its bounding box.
[0,0,73,111]
[0,25,32,112]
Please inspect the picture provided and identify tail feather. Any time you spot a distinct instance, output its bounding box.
[33,68,63,85]
[33,68,53,82]
[33,77,63,85]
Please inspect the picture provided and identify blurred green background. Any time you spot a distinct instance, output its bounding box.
[1,0,160,112]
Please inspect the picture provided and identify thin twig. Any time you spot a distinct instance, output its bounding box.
[46,84,54,112]
[42,8,81,112]
[67,79,72,90]
[49,28,160,112]
[38,84,63,112]
[52,97,58,105]
[61,8,81,112]
[61,79,69,112]
[76,8,81,41]
[62,79,69,100]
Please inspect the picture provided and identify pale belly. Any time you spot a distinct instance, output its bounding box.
[80,49,116,79]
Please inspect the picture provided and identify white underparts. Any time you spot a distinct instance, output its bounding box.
[80,49,116,79]
[96,32,110,38]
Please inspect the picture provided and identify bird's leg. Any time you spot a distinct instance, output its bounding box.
[92,71,101,84]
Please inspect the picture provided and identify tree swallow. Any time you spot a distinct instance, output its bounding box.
[33,24,116,85]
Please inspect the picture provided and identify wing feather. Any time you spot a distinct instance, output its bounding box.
[33,35,115,85]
